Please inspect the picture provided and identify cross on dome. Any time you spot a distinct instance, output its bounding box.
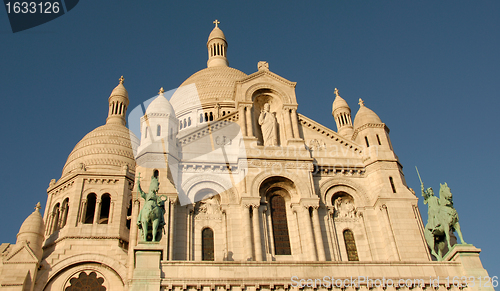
[213,19,220,28]
[159,87,165,95]
[334,88,340,97]
[119,76,125,84]
[35,202,41,211]
[358,98,365,106]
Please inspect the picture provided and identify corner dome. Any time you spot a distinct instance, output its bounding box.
[146,93,175,117]
[353,99,382,128]
[17,203,44,241]
[61,123,137,178]
[171,66,247,114]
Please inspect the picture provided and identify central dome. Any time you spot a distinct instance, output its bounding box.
[171,66,247,115]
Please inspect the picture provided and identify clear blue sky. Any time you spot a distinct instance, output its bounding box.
[1,1,498,276]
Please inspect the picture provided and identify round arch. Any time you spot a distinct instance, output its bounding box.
[181,174,235,204]
[320,177,369,207]
[252,170,311,203]
[37,254,126,291]
[244,83,292,104]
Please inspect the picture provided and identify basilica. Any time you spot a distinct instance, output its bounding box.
[0,22,493,291]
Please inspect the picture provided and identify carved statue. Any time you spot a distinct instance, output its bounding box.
[333,196,357,218]
[417,168,466,260]
[136,173,166,242]
[258,103,278,146]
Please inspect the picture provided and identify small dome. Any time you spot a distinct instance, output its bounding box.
[61,123,136,178]
[207,26,226,43]
[109,82,128,100]
[17,203,44,244]
[146,92,175,117]
[353,99,382,128]
[332,89,350,113]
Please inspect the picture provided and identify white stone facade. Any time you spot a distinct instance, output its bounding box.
[0,23,493,291]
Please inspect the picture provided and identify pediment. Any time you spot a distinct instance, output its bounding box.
[238,69,296,88]
[5,244,38,263]
[298,114,363,157]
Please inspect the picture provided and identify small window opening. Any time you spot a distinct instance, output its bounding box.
[209,112,214,121]
[200,113,203,123]
[157,124,161,136]
[84,193,97,224]
[205,112,208,122]
[202,228,215,261]
[389,177,397,193]
[343,229,359,261]
[145,127,148,138]
[376,134,382,145]
[99,194,111,224]
[365,136,370,147]
[188,117,191,126]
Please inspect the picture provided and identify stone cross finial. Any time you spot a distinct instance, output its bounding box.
[35,202,41,211]
[213,19,220,27]
[159,87,165,95]
[119,76,125,84]
[334,88,340,97]
[358,98,365,106]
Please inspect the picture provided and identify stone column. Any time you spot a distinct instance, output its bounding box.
[265,205,275,257]
[326,207,341,261]
[283,106,294,140]
[245,105,254,137]
[109,201,114,224]
[168,199,176,260]
[239,105,247,136]
[127,199,140,281]
[243,204,253,260]
[80,199,87,224]
[311,206,326,261]
[187,204,194,261]
[252,205,263,261]
[93,199,101,224]
[380,204,400,260]
[291,108,300,139]
[302,206,317,260]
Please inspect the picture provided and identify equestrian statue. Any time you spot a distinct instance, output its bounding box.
[136,173,166,242]
[417,167,466,260]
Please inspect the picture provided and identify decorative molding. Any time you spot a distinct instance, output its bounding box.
[247,159,314,171]
[298,113,362,153]
[352,123,390,140]
[243,82,294,104]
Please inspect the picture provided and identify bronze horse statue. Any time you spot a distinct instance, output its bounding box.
[422,182,466,260]
[137,173,165,242]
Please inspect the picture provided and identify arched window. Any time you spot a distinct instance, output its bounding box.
[270,195,291,255]
[209,112,214,121]
[157,124,161,136]
[126,199,132,229]
[51,203,60,233]
[205,112,208,122]
[99,194,111,224]
[200,113,203,123]
[84,193,97,224]
[61,198,69,228]
[188,117,191,126]
[343,229,359,261]
[202,228,214,261]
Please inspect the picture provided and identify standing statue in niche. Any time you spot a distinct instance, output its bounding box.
[137,173,166,242]
[417,167,466,260]
[258,103,278,146]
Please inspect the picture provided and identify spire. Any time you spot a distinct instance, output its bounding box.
[106,76,130,126]
[207,20,228,67]
[332,88,353,138]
